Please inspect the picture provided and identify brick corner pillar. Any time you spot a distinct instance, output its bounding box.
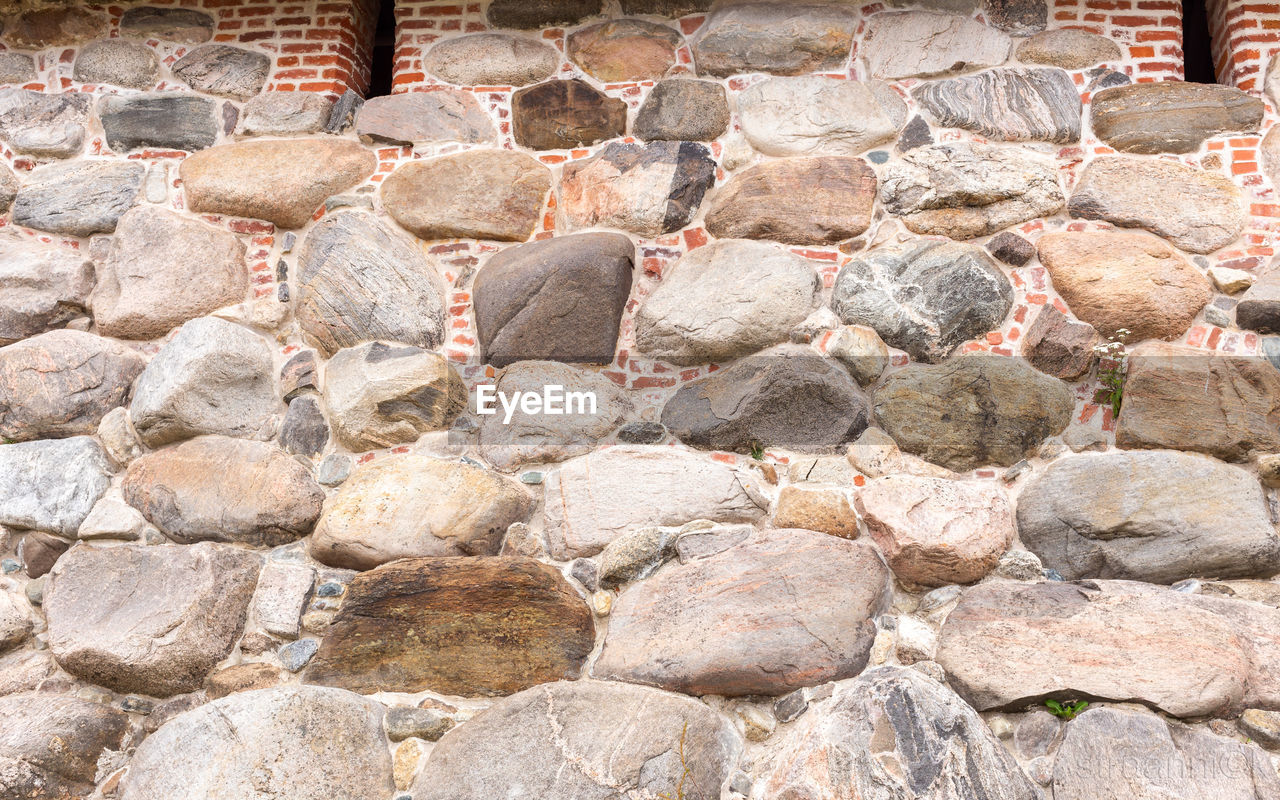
[1051,0,1185,82]
[1207,0,1280,93]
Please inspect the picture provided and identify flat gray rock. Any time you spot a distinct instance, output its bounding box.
[693,2,857,77]
[633,78,729,141]
[119,6,214,42]
[119,687,393,800]
[1019,450,1280,583]
[424,33,559,86]
[0,235,93,346]
[1017,27,1122,69]
[73,39,158,88]
[737,76,905,157]
[863,11,1011,79]
[173,44,270,99]
[355,90,495,145]
[913,67,1082,143]
[236,91,331,136]
[0,88,90,158]
[0,53,37,84]
[11,159,143,236]
[0,437,112,537]
[831,239,1013,363]
[97,92,218,152]
[414,681,739,800]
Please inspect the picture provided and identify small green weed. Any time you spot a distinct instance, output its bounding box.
[1092,328,1131,420]
[749,441,765,461]
[1045,699,1090,721]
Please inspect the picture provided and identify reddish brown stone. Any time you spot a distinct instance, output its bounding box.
[1022,304,1099,380]
[206,662,279,699]
[304,557,595,696]
[567,19,681,82]
[705,157,876,245]
[512,79,627,151]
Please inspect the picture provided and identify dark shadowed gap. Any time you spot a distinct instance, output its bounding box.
[1183,0,1217,83]
[367,0,397,98]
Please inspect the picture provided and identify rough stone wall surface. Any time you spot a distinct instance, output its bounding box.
[3,1,1280,800]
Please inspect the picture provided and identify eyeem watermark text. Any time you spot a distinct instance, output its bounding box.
[475,385,598,424]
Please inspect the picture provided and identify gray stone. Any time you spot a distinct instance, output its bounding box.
[560,140,715,237]
[914,67,1082,143]
[896,114,933,152]
[692,2,858,77]
[92,205,246,339]
[762,667,1041,800]
[706,157,877,245]
[279,638,319,672]
[316,454,351,486]
[1053,706,1280,799]
[0,437,111,537]
[385,706,454,742]
[636,240,819,365]
[596,529,892,696]
[544,446,768,559]
[662,348,870,452]
[984,0,1047,34]
[1022,302,1099,380]
[475,232,633,368]
[0,88,89,158]
[0,163,14,214]
[880,141,1064,239]
[413,680,739,800]
[737,76,906,157]
[1239,708,1280,749]
[1235,271,1280,334]
[0,53,36,84]
[831,239,1013,363]
[486,0,602,28]
[875,356,1074,471]
[118,686,393,800]
[97,92,218,152]
[1091,82,1264,155]
[296,211,446,356]
[986,230,1037,266]
[45,541,260,696]
[119,6,214,42]
[633,78,729,141]
[0,693,130,800]
[323,341,466,451]
[73,39,158,89]
[863,11,1012,79]
[425,33,559,86]
[1069,156,1246,254]
[0,591,31,652]
[173,44,270,99]
[381,149,550,243]
[1017,28,1122,69]
[0,235,93,346]
[280,395,327,457]
[1019,450,1280,583]
[122,435,324,547]
[308,455,534,570]
[11,159,143,236]
[355,90,495,146]
[0,330,143,442]
[130,317,279,447]
[237,91,330,136]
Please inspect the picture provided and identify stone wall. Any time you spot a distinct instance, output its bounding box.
[4,2,1280,800]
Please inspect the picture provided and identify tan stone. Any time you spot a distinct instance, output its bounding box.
[772,485,859,539]
[205,662,279,699]
[567,19,681,81]
[1037,231,1211,342]
[705,157,876,245]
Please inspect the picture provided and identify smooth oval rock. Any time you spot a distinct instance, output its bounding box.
[307,454,534,570]
[762,667,1041,800]
[862,10,1011,79]
[96,92,218,153]
[661,348,871,452]
[1091,81,1264,154]
[381,149,551,242]
[560,140,715,237]
[1016,27,1122,68]
[567,18,681,81]
[414,681,740,800]
[355,89,495,146]
[880,141,1064,239]
[0,236,93,347]
[913,67,1082,143]
[0,693,130,800]
[875,356,1074,471]
[118,686,394,800]
[1018,450,1280,583]
[1069,156,1245,254]
[474,232,633,367]
[692,2,857,77]
[92,205,247,339]
[119,6,214,42]
[296,211,446,355]
[706,157,876,245]
[511,79,627,150]
[635,239,819,365]
[304,556,594,695]
[0,330,143,442]
[544,446,768,559]
[857,475,1016,588]
[596,529,892,696]
[737,76,906,157]
[831,239,1013,363]
[173,44,270,99]
[73,39,158,88]
[236,91,331,136]
[632,78,729,142]
[11,160,143,237]
[122,436,325,548]
[0,437,111,537]
[425,33,559,86]
[1037,230,1210,342]
[45,541,260,696]
[129,317,279,447]
[180,139,376,229]
[323,341,467,451]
